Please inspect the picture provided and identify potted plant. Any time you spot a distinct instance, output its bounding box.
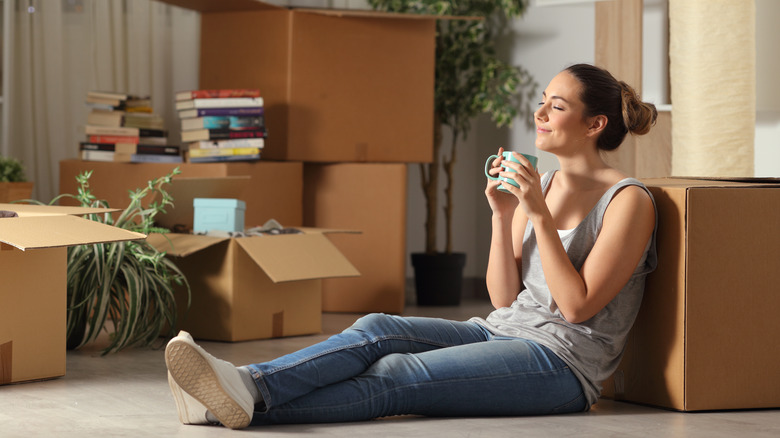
[0,155,34,203]
[369,0,537,305]
[35,168,190,355]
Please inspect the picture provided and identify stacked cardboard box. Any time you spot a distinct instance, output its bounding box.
[601,177,780,411]
[154,0,440,314]
[59,159,303,230]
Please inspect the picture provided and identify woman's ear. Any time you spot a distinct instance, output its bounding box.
[586,115,608,137]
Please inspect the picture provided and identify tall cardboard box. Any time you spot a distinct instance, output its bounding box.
[304,163,407,314]
[602,178,780,411]
[59,159,303,228]
[147,230,360,342]
[0,204,145,385]
[157,0,435,163]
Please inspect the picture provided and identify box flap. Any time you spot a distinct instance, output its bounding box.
[0,215,145,250]
[156,176,251,230]
[236,233,360,283]
[145,232,229,257]
[296,227,361,236]
[0,203,121,217]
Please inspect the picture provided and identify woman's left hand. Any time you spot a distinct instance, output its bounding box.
[498,153,546,221]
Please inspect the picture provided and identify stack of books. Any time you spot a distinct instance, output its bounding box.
[176,89,266,163]
[80,91,182,163]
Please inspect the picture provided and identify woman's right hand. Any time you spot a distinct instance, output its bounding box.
[485,147,520,218]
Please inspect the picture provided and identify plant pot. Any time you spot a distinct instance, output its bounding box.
[411,252,467,306]
[0,181,34,203]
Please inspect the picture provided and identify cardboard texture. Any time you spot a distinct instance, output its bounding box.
[157,0,435,163]
[147,230,359,342]
[0,182,34,203]
[59,159,303,228]
[602,178,780,411]
[0,204,145,385]
[304,163,407,314]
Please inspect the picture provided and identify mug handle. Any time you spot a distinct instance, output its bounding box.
[485,154,500,181]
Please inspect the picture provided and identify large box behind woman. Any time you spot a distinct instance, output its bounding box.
[602,177,780,411]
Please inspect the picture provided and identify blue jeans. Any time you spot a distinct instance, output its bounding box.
[245,313,586,425]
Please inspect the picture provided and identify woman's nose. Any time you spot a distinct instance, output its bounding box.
[535,106,547,121]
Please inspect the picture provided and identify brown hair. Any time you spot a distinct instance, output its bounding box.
[565,64,657,151]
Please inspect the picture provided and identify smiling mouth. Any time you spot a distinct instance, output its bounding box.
[536,127,551,133]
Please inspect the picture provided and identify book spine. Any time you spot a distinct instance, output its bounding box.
[189,138,265,149]
[138,128,167,137]
[207,129,266,140]
[176,97,264,110]
[80,142,115,152]
[80,150,117,162]
[130,154,184,163]
[183,116,265,130]
[188,154,261,163]
[85,125,139,136]
[136,145,180,155]
[188,147,260,158]
[183,129,267,142]
[180,107,264,118]
[177,89,261,100]
[87,135,140,144]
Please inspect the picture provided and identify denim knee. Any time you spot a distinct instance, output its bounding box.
[348,313,394,334]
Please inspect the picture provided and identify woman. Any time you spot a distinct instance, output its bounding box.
[164,63,658,429]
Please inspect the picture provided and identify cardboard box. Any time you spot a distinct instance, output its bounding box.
[147,229,359,342]
[158,0,435,163]
[0,204,145,385]
[304,163,407,314]
[59,159,303,228]
[602,177,780,411]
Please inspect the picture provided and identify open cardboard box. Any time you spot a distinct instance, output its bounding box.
[146,177,360,341]
[601,177,780,411]
[157,0,439,163]
[0,203,145,385]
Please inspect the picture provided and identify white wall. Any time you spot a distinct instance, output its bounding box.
[755,0,780,177]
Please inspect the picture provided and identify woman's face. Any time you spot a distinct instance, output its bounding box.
[534,71,593,154]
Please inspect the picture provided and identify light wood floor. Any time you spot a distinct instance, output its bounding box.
[2,299,779,437]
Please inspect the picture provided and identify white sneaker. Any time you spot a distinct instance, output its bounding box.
[165,331,254,429]
[167,371,213,425]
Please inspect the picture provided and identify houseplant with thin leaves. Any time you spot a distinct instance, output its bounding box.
[369,0,537,304]
[40,168,190,355]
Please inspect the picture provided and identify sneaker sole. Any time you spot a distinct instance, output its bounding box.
[166,340,251,429]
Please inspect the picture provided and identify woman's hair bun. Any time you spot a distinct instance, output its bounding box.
[620,81,657,136]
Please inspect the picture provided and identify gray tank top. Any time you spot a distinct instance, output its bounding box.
[471,170,658,407]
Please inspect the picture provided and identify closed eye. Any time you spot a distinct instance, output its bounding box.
[538,101,564,111]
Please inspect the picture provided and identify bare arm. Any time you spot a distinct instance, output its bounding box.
[485,206,528,309]
[484,148,529,309]
[531,186,655,323]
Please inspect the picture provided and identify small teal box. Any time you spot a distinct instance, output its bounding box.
[193,198,246,233]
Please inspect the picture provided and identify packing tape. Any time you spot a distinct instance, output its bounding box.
[669,0,755,177]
